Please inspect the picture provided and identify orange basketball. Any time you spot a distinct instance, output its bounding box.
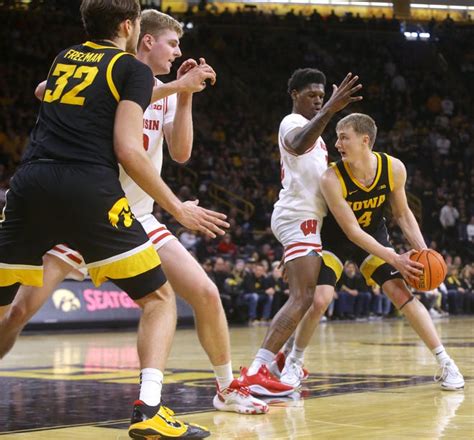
[408,249,447,291]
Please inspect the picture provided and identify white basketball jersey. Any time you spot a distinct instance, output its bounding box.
[273,113,328,217]
[119,79,177,218]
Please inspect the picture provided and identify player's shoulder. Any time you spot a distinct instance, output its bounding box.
[280,112,308,127]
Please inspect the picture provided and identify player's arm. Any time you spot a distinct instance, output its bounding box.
[162,60,203,163]
[388,157,427,250]
[285,73,362,155]
[320,168,423,282]
[150,58,216,102]
[35,80,47,100]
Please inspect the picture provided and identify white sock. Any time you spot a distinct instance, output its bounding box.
[248,348,275,375]
[139,368,163,406]
[288,344,305,364]
[283,335,295,357]
[432,345,451,366]
[213,362,234,391]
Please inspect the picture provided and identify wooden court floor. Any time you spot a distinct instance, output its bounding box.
[1,317,473,439]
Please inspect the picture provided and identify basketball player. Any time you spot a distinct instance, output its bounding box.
[273,113,464,391]
[0,2,233,439]
[240,68,368,396]
[0,9,268,437]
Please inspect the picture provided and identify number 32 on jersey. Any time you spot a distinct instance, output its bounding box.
[43,63,98,106]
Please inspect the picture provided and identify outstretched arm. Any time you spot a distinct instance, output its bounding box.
[320,168,423,282]
[389,157,427,250]
[285,73,362,155]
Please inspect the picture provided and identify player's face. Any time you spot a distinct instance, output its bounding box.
[293,83,325,120]
[126,17,141,55]
[148,29,182,75]
[335,126,369,161]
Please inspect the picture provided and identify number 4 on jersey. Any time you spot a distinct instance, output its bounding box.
[357,211,372,228]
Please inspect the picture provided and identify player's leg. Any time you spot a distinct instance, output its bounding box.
[156,238,268,414]
[240,254,321,397]
[0,254,72,359]
[382,278,464,390]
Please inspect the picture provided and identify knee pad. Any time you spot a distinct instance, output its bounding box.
[0,283,20,306]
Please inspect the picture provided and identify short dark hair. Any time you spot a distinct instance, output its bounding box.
[80,0,141,40]
[287,68,326,94]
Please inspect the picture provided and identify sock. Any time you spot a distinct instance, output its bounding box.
[213,362,234,391]
[248,348,275,375]
[432,345,451,366]
[283,335,295,357]
[288,344,305,364]
[139,368,163,406]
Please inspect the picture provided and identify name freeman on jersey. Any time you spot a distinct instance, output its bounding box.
[347,194,386,212]
[64,50,105,63]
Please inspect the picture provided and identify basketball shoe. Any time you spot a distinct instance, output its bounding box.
[280,358,306,388]
[435,360,465,391]
[269,352,309,381]
[128,400,210,439]
[239,365,295,397]
[213,379,269,414]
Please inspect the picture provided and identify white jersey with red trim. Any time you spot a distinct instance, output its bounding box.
[119,78,177,218]
[273,113,328,217]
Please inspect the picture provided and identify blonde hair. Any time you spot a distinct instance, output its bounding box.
[336,113,378,149]
[139,9,183,44]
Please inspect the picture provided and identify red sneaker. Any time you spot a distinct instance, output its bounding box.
[240,365,295,397]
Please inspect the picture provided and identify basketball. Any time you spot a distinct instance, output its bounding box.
[408,249,447,291]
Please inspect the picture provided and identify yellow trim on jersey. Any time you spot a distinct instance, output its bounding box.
[88,244,160,286]
[386,154,395,191]
[359,253,387,285]
[0,265,43,287]
[343,152,382,193]
[83,41,119,50]
[331,163,347,198]
[106,52,130,102]
[322,251,344,282]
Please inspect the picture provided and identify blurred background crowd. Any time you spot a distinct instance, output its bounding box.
[0,1,472,324]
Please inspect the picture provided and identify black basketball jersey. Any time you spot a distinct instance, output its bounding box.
[23,40,154,171]
[323,152,394,239]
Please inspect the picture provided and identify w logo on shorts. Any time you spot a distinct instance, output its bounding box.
[108,197,135,228]
[300,219,318,236]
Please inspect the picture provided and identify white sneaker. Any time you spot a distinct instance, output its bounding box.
[213,379,269,414]
[280,359,305,388]
[434,360,465,391]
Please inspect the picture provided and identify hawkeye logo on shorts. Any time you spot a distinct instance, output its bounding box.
[108,197,135,228]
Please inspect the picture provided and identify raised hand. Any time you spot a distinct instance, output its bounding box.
[177,58,198,79]
[175,199,229,238]
[178,57,216,93]
[392,250,424,284]
[325,73,363,113]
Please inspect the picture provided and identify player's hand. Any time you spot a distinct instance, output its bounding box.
[325,72,363,113]
[178,58,216,93]
[392,250,424,283]
[176,200,229,238]
[177,58,198,79]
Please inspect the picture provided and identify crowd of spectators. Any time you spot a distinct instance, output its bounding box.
[0,3,472,323]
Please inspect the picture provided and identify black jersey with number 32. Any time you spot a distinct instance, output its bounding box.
[23,40,154,171]
[323,152,395,239]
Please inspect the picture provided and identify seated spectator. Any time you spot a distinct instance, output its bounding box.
[445,266,469,314]
[241,262,273,325]
[213,257,232,316]
[265,262,289,318]
[335,262,371,319]
[216,232,238,257]
[179,229,199,252]
[370,284,392,318]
